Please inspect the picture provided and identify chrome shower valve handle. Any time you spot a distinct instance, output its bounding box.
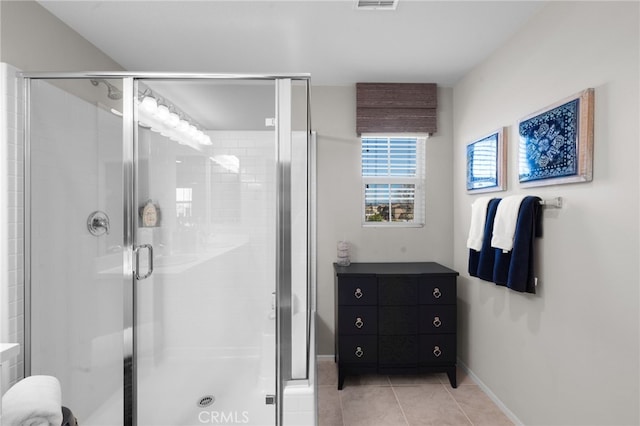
[87,211,110,236]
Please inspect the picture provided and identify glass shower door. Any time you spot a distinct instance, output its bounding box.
[134,79,278,426]
[27,77,126,425]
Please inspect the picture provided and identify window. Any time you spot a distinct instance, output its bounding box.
[176,187,193,219]
[361,135,427,226]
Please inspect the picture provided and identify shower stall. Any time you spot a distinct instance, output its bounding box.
[19,73,315,425]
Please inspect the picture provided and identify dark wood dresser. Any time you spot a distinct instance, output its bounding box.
[334,262,459,389]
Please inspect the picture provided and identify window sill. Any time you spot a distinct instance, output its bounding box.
[362,222,425,228]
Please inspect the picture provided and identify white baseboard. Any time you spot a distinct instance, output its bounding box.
[316,354,334,361]
[457,358,524,426]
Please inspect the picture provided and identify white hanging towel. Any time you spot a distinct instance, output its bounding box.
[491,195,527,252]
[466,196,494,251]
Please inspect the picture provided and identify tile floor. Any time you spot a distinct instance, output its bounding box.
[317,359,514,426]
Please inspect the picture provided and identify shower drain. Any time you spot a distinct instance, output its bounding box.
[197,395,215,408]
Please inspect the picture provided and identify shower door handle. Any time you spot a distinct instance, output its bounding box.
[134,244,154,280]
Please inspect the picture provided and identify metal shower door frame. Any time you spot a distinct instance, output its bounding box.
[21,72,310,426]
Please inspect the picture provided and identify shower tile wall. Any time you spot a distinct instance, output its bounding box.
[154,130,276,356]
[135,129,277,355]
[1,62,24,391]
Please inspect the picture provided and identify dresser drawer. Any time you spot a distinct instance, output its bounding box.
[379,335,418,365]
[379,306,418,335]
[338,335,377,363]
[338,306,377,335]
[378,276,417,305]
[419,305,456,334]
[338,276,377,305]
[419,334,456,365]
[418,276,456,305]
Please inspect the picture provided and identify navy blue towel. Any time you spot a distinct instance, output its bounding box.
[492,196,542,291]
[506,196,542,293]
[467,199,499,276]
[468,249,479,276]
[468,248,479,276]
[469,196,542,294]
[492,249,511,286]
[472,198,501,282]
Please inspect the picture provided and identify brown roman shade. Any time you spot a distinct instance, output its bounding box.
[356,83,437,135]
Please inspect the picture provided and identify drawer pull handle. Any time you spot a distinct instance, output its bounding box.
[433,287,442,299]
[355,346,364,358]
[355,317,364,329]
[433,316,441,328]
[433,346,442,357]
[354,288,363,299]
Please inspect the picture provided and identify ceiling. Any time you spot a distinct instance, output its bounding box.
[38,0,544,87]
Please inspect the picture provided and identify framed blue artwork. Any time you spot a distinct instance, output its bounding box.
[519,88,594,187]
[466,127,507,193]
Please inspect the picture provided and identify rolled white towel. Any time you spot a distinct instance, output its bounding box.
[1,375,63,426]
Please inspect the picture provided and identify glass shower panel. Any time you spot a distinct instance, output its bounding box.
[135,79,277,426]
[290,79,311,380]
[28,78,125,425]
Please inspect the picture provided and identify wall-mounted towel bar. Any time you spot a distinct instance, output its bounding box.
[539,197,562,208]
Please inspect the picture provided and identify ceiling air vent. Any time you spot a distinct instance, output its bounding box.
[355,0,398,11]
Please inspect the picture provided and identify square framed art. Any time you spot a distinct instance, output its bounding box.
[518,88,594,187]
[466,127,507,193]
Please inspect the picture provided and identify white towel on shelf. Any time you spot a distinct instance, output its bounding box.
[1,375,63,426]
[491,195,527,252]
[466,196,494,251]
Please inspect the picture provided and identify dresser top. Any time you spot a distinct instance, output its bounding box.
[334,262,458,276]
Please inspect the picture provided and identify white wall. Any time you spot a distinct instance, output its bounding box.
[452,2,639,425]
[0,0,123,73]
[314,86,454,355]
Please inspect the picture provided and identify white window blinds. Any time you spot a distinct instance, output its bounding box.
[361,135,426,226]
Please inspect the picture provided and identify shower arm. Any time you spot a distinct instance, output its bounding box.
[90,79,123,100]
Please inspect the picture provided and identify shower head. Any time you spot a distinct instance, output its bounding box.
[90,79,123,100]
